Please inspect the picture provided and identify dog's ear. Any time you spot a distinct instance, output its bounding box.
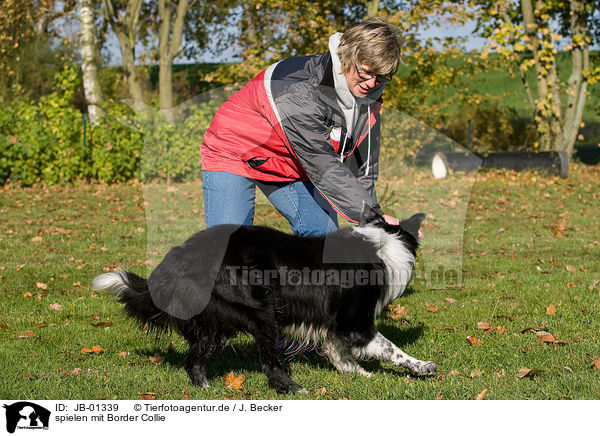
[359,202,384,226]
[400,213,426,240]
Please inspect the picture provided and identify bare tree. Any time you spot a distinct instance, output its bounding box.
[77,0,104,123]
[102,0,145,112]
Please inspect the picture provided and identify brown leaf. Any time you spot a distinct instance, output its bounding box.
[476,388,489,400]
[23,292,33,298]
[140,392,157,400]
[18,330,37,338]
[150,353,165,365]
[91,320,113,328]
[565,265,576,272]
[466,335,484,346]
[477,322,491,330]
[517,367,543,379]
[470,370,483,378]
[36,282,47,290]
[537,334,567,346]
[445,298,458,304]
[30,236,43,243]
[389,305,408,320]
[224,371,245,391]
[590,357,600,370]
[318,387,327,395]
[48,303,62,311]
[426,303,438,313]
[546,303,557,315]
[117,350,128,359]
[81,345,104,354]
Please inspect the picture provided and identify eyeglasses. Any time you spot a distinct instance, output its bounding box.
[354,63,393,84]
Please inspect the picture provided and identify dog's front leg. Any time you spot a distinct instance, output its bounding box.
[352,332,436,376]
[322,339,373,377]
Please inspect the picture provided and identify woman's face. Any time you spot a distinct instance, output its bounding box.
[344,63,385,98]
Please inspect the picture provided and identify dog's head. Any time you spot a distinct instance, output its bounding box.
[359,204,426,252]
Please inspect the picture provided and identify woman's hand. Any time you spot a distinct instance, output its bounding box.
[382,214,423,239]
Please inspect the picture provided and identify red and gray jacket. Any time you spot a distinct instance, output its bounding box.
[201,43,384,223]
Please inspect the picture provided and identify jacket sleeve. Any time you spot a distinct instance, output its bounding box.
[274,88,381,223]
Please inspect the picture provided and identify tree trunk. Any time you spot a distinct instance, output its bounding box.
[562,0,589,157]
[367,0,380,18]
[103,0,145,113]
[158,0,189,123]
[78,0,104,124]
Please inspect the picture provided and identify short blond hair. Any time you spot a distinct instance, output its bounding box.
[338,16,403,76]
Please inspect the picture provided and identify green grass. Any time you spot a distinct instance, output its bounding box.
[0,164,599,400]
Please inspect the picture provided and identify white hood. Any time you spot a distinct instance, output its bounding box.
[329,32,381,175]
[328,32,383,131]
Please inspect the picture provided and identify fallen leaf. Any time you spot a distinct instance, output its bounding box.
[150,353,165,365]
[224,371,245,391]
[117,350,128,359]
[48,303,62,311]
[476,388,489,400]
[590,357,600,370]
[140,392,157,400]
[470,370,483,378]
[30,236,43,243]
[36,282,48,290]
[445,298,458,304]
[81,345,104,354]
[318,387,327,395]
[477,322,491,330]
[517,367,543,379]
[71,368,82,376]
[18,330,37,338]
[466,335,484,346]
[388,305,408,320]
[91,320,113,328]
[565,265,576,272]
[546,303,557,315]
[23,292,32,298]
[426,303,438,313]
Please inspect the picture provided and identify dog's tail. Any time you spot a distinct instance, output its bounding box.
[92,270,169,331]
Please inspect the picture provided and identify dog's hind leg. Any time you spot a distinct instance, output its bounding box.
[352,331,436,376]
[183,333,223,388]
[248,314,308,394]
[322,339,372,377]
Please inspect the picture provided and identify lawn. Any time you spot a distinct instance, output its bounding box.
[0,163,598,400]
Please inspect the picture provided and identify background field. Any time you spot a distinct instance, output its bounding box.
[1,163,598,400]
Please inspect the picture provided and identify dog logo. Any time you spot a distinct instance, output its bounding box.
[3,402,50,433]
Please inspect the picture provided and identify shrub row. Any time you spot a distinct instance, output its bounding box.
[0,65,221,186]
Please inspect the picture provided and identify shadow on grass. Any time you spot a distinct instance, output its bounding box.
[139,321,427,388]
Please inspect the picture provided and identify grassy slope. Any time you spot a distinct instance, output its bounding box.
[0,163,598,400]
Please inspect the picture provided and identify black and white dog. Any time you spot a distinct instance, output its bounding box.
[92,211,436,394]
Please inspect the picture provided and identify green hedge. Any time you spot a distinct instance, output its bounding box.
[0,64,222,186]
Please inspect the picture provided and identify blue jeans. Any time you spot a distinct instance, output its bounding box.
[202,170,338,237]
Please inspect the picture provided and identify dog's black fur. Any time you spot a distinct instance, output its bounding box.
[92,212,436,393]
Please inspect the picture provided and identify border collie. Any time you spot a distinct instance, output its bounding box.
[92,211,436,394]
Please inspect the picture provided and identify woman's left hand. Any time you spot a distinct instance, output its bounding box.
[383,214,423,239]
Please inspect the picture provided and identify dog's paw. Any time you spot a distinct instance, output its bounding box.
[275,380,308,395]
[189,374,211,388]
[412,360,436,377]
